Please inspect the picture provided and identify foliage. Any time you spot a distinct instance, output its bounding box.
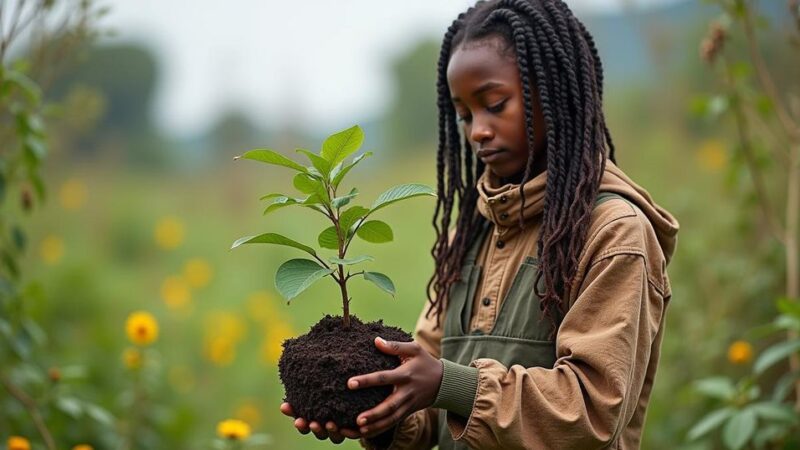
[686,0,800,448]
[231,125,435,328]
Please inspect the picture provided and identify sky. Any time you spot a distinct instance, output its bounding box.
[102,0,685,136]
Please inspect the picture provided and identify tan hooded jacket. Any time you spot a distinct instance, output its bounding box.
[361,161,679,450]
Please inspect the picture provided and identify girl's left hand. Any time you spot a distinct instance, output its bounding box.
[348,337,444,438]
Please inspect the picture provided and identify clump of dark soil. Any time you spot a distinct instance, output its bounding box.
[278,314,412,430]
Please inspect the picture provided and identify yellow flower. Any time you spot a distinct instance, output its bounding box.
[728,340,754,365]
[154,216,184,250]
[696,140,727,173]
[72,445,93,450]
[7,436,30,450]
[235,401,262,428]
[40,235,65,265]
[183,258,213,289]
[217,419,251,441]
[125,311,159,346]
[122,347,143,369]
[59,178,88,211]
[261,322,294,365]
[161,276,192,310]
[205,335,236,367]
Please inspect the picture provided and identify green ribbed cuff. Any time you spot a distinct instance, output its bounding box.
[431,358,479,418]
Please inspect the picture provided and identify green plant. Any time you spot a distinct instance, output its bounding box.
[230,125,435,328]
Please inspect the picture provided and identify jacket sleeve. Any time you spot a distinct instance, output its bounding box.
[359,298,445,450]
[432,214,669,449]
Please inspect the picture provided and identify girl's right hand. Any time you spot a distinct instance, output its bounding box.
[280,402,363,444]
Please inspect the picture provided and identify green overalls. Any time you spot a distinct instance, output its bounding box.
[436,193,622,450]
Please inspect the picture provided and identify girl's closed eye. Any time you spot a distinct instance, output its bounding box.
[457,99,508,123]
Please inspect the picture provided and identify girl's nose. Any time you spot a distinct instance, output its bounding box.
[470,120,494,145]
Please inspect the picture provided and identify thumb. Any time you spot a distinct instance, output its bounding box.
[374,336,418,356]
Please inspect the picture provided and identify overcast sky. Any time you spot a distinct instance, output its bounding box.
[102,0,683,136]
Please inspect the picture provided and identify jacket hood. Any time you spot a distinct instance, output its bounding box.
[476,160,679,263]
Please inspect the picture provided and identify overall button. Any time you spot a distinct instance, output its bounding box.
[499,212,509,220]
[496,240,505,249]
[500,195,508,203]
[482,297,491,306]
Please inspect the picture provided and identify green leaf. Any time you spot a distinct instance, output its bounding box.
[687,407,735,441]
[339,206,369,234]
[296,148,331,177]
[236,149,307,173]
[722,409,756,450]
[777,297,800,318]
[328,255,374,266]
[748,402,798,423]
[356,220,393,243]
[56,396,83,418]
[321,125,364,167]
[275,259,334,301]
[317,227,339,250]
[85,403,115,425]
[259,193,286,201]
[694,377,736,401]
[332,188,358,210]
[262,196,299,215]
[293,173,321,195]
[754,340,800,375]
[363,271,395,297]
[773,370,800,402]
[371,183,435,213]
[5,70,41,103]
[11,226,26,252]
[230,233,316,256]
[332,151,373,189]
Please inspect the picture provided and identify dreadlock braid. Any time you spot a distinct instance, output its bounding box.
[426,0,613,335]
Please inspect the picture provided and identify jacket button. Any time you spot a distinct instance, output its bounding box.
[482,297,491,306]
[496,240,505,249]
[499,212,509,220]
[500,195,508,203]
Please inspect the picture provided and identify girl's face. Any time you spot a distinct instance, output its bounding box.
[447,36,547,181]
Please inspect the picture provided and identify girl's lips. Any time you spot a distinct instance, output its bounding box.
[477,148,505,163]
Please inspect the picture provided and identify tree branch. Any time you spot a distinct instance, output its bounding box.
[0,375,57,450]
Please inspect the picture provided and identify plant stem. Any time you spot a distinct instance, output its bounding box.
[0,375,57,450]
[786,143,800,411]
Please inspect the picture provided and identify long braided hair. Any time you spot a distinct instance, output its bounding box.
[425,0,617,334]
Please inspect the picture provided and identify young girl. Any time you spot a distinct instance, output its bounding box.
[281,0,679,448]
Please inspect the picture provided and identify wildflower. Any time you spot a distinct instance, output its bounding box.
[125,311,159,346]
[7,436,30,450]
[72,445,93,450]
[727,340,754,365]
[40,235,64,265]
[123,347,144,369]
[154,216,184,250]
[59,178,88,211]
[696,140,726,172]
[217,419,252,441]
[183,258,213,289]
[205,336,237,367]
[161,276,192,310]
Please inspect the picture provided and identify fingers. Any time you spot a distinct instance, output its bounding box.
[348,366,406,390]
[280,402,294,417]
[309,421,330,440]
[293,417,311,435]
[356,391,410,435]
[374,337,421,357]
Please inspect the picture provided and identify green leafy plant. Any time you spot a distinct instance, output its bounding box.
[230,125,435,328]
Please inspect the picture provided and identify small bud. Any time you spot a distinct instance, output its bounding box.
[21,189,33,211]
[48,367,61,383]
[700,21,727,64]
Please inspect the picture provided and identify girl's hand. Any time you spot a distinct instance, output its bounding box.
[348,337,444,438]
[279,402,362,444]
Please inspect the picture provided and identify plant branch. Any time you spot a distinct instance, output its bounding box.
[741,2,800,141]
[0,374,57,450]
[722,55,787,243]
[786,143,800,411]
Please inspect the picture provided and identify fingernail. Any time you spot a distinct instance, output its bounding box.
[348,379,359,389]
[377,336,386,345]
[359,417,368,425]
